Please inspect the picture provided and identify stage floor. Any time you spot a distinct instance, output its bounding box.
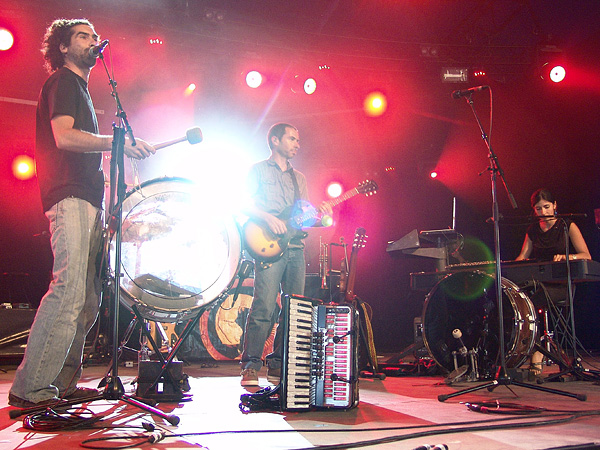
[1,356,599,450]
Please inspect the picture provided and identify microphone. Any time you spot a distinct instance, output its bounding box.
[537,213,588,219]
[451,85,489,99]
[154,127,203,150]
[89,39,109,58]
[452,328,468,356]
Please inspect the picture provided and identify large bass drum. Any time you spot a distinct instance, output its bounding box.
[111,177,242,323]
[422,271,537,377]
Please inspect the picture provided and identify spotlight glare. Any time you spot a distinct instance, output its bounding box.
[549,65,566,83]
[304,78,317,95]
[363,91,387,117]
[0,28,14,51]
[429,170,438,179]
[12,155,35,180]
[246,71,263,89]
[326,182,343,198]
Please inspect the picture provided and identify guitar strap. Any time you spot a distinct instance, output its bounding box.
[288,167,301,204]
[287,168,306,246]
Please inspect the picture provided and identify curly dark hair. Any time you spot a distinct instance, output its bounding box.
[41,18,93,73]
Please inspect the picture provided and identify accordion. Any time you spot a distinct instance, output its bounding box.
[280,294,359,411]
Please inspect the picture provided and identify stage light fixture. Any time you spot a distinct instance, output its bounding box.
[184,83,196,96]
[442,67,469,83]
[246,71,263,89]
[149,38,163,45]
[539,61,567,83]
[537,44,567,83]
[12,155,35,180]
[429,170,438,179]
[0,27,14,51]
[549,64,566,83]
[303,77,316,95]
[363,91,387,117]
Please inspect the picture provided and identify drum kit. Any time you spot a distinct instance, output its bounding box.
[420,270,537,383]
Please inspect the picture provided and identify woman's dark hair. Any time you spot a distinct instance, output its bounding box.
[530,188,555,209]
[41,19,93,73]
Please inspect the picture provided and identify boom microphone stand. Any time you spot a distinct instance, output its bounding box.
[438,89,585,403]
[96,47,180,424]
[9,47,180,424]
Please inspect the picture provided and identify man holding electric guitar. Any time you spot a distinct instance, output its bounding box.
[239,123,333,386]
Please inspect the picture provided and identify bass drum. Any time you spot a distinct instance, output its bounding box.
[422,271,537,377]
[112,177,242,323]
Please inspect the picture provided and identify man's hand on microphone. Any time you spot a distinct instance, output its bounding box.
[124,137,156,160]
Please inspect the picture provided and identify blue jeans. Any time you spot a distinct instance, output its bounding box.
[241,247,305,371]
[10,197,103,403]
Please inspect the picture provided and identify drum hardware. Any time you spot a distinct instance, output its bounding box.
[100,176,244,400]
[438,88,586,403]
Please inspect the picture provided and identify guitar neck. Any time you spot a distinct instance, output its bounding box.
[295,188,360,224]
[326,187,360,209]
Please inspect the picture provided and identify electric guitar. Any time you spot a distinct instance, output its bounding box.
[345,227,367,302]
[243,180,377,263]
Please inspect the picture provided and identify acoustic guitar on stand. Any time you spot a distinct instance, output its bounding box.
[243,180,377,263]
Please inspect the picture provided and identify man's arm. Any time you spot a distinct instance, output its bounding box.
[51,115,155,159]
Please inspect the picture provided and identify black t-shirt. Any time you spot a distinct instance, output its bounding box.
[35,67,104,212]
[526,218,573,261]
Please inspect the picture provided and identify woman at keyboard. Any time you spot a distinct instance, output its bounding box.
[516,188,591,262]
[515,188,591,380]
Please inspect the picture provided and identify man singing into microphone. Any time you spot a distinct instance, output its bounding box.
[8,19,156,408]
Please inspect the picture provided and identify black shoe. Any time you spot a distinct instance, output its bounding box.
[8,393,65,409]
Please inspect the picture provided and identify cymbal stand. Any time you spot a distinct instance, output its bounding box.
[438,89,585,403]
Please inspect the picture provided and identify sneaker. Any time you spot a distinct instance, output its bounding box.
[241,368,259,386]
[267,367,281,385]
[63,387,100,402]
[8,393,65,409]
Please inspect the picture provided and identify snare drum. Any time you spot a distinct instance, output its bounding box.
[110,177,242,323]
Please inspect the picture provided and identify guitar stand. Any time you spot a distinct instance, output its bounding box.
[353,295,386,380]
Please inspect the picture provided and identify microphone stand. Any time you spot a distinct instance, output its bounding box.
[539,219,600,382]
[9,51,180,424]
[438,92,586,403]
[98,52,179,424]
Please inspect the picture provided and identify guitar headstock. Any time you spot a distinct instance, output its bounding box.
[357,180,378,196]
[353,227,367,249]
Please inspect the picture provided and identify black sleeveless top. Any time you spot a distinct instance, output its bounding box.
[526,218,573,261]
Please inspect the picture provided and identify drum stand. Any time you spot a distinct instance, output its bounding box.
[438,91,585,403]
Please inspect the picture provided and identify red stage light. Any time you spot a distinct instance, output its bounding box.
[363,91,387,117]
[549,65,566,83]
[12,155,35,180]
[540,61,567,83]
[429,170,438,179]
[0,27,14,51]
